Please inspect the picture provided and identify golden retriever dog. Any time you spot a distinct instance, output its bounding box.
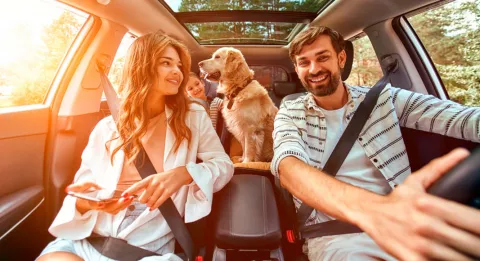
[198,47,278,163]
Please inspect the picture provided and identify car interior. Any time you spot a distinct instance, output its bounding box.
[0,0,479,260]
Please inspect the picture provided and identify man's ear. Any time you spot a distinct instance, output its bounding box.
[294,63,299,75]
[338,49,347,69]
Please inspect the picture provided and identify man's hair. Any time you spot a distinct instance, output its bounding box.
[289,26,345,65]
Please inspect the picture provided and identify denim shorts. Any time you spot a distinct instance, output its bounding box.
[37,238,77,259]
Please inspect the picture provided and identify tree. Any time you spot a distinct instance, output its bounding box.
[179,0,320,44]
[10,11,83,106]
[346,36,383,87]
[409,0,480,106]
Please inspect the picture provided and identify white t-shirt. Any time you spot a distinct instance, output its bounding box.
[316,105,392,222]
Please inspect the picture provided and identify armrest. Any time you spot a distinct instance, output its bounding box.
[0,185,44,238]
[214,175,282,250]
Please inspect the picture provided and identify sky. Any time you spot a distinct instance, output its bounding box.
[164,0,182,12]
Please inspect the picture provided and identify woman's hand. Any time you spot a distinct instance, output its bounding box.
[66,181,135,215]
[121,166,193,210]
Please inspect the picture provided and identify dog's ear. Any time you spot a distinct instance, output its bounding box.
[224,50,242,75]
[224,50,253,80]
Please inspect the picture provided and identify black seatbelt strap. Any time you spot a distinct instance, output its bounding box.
[96,60,197,261]
[87,236,159,261]
[296,76,389,226]
[134,147,197,260]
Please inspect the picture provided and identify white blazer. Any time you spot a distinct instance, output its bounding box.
[48,103,234,260]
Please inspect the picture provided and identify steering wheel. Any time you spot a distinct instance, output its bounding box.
[427,147,480,208]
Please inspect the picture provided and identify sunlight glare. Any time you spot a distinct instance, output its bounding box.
[0,0,64,66]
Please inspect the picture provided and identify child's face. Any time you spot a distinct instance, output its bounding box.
[186,76,206,99]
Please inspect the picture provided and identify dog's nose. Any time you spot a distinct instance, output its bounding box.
[198,61,204,67]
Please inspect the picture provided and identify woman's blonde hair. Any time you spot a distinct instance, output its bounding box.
[110,32,192,163]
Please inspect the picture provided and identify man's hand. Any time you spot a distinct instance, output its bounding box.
[121,166,193,210]
[358,148,480,261]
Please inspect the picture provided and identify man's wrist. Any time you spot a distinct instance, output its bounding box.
[345,193,388,228]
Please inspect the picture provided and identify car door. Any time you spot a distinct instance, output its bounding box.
[0,2,93,259]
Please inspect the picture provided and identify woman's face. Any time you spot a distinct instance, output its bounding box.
[186,76,206,100]
[152,45,184,97]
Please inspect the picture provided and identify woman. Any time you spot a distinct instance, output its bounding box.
[185,72,223,130]
[37,33,234,261]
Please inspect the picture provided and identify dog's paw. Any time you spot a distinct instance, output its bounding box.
[242,158,252,163]
[231,156,243,164]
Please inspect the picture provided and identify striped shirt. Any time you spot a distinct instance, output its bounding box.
[271,83,480,225]
[209,97,223,130]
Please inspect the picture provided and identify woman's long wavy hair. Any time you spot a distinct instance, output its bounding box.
[109,32,192,164]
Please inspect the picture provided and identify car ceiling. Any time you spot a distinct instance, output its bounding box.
[62,0,441,71]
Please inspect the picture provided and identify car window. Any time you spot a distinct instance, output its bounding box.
[108,33,136,91]
[345,35,383,87]
[407,0,480,106]
[0,0,89,109]
[250,66,288,90]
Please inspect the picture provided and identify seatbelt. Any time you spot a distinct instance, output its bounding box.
[296,76,389,226]
[95,59,198,261]
[87,236,160,261]
[277,73,392,242]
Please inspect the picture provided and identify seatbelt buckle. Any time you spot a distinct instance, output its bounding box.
[195,256,203,261]
[286,230,296,243]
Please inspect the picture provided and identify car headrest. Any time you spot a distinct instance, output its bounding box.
[342,40,354,81]
[272,81,297,97]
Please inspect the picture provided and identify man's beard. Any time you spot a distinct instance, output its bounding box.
[301,69,341,97]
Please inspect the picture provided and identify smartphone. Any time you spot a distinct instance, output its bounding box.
[67,189,134,203]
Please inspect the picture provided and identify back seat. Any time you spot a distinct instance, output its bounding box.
[268,81,298,107]
[217,80,301,169]
[210,40,359,261]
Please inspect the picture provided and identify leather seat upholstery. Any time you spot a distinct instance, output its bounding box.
[269,81,297,107]
[214,175,282,250]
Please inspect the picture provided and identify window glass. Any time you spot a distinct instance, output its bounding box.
[162,0,334,45]
[166,0,331,12]
[108,33,136,91]
[345,35,383,87]
[0,0,89,109]
[250,66,289,90]
[407,0,480,106]
[185,22,303,45]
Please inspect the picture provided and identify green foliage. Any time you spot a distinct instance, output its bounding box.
[345,36,383,87]
[178,0,325,12]
[4,0,479,108]
[437,64,480,106]
[180,0,327,44]
[408,0,480,106]
[347,0,480,107]
[4,11,83,107]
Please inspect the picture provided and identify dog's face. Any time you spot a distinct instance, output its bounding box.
[198,47,245,83]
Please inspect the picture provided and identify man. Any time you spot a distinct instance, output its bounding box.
[272,26,480,261]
